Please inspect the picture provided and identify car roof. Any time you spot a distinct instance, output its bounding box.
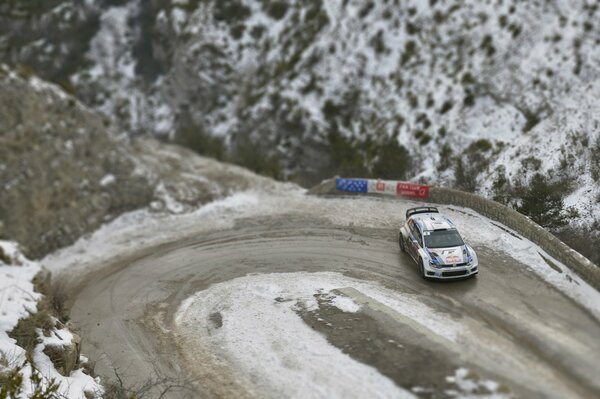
[411,213,455,231]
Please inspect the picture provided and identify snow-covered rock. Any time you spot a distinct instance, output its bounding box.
[0,241,102,398]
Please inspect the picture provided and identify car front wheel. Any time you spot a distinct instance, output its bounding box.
[418,258,426,279]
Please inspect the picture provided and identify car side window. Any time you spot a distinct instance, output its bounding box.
[415,226,423,247]
[408,220,421,246]
[407,220,415,238]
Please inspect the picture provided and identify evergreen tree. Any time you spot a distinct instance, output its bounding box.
[516,173,569,230]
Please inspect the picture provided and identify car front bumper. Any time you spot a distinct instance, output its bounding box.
[423,262,478,279]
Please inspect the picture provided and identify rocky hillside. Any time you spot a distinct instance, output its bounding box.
[0,0,598,261]
[0,66,275,259]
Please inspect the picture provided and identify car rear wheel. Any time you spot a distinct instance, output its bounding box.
[399,234,406,252]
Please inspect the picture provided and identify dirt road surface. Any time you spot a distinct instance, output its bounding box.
[60,195,600,398]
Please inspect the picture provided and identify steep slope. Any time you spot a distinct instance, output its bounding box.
[0,66,276,259]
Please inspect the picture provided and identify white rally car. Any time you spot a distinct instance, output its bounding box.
[399,207,478,279]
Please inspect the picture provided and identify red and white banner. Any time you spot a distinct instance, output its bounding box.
[367,179,397,195]
[365,179,430,199]
[396,182,429,199]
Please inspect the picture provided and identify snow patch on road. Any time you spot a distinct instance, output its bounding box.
[175,271,468,398]
[329,294,361,313]
[445,368,509,399]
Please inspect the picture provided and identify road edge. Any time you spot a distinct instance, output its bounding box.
[308,178,600,291]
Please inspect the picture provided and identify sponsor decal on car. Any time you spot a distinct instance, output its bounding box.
[445,255,461,263]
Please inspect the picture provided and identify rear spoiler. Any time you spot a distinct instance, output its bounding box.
[406,207,439,220]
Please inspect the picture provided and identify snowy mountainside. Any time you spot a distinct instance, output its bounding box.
[0,0,598,258]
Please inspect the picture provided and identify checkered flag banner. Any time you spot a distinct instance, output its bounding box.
[335,178,368,193]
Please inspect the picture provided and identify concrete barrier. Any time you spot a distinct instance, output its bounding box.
[308,178,600,291]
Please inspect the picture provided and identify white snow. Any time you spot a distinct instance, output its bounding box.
[444,368,509,399]
[39,327,74,348]
[329,294,361,313]
[1,242,42,367]
[154,182,186,214]
[175,272,418,399]
[0,241,102,398]
[99,174,116,187]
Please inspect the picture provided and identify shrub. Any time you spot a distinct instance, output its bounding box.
[451,137,497,193]
[370,30,387,54]
[326,128,368,178]
[454,158,477,192]
[521,156,542,171]
[58,80,76,95]
[8,304,54,354]
[461,72,476,85]
[400,40,418,65]
[468,139,492,152]
[250,24,266,39]
[463,91,475,107]
[498,15,508,28]
[522,113,541,133]
[425,94,435,109]
[370,138,413,180]
[16,64,35,79]
[322,99,341,121]
[407,91,418,108]
[265,1,288,20]
[0,359,60,399]
[509,23,522,38]
[230,23,245,39]
[515,173,574,230]
[480,34,495,57]
[491,166,510,204]
[439,100,453,114]
[213,0,251,23]
[358,1,375,18]
[231,134,281,179]
[414,130,432,145]
[174,124,225,161]
[406,22,420,35]
[437,144,453,171]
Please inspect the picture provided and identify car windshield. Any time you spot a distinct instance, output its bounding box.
[424,229,464,248]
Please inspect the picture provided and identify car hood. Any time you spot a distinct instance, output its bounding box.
[426,245,468,265]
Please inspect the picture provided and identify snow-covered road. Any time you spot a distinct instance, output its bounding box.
[47,190,600,398]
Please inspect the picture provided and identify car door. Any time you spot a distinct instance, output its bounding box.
[407,220,421,261]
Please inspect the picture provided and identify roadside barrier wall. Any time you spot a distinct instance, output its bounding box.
[308,178,600,291]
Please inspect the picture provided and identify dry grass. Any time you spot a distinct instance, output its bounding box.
[8,300,55,354]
